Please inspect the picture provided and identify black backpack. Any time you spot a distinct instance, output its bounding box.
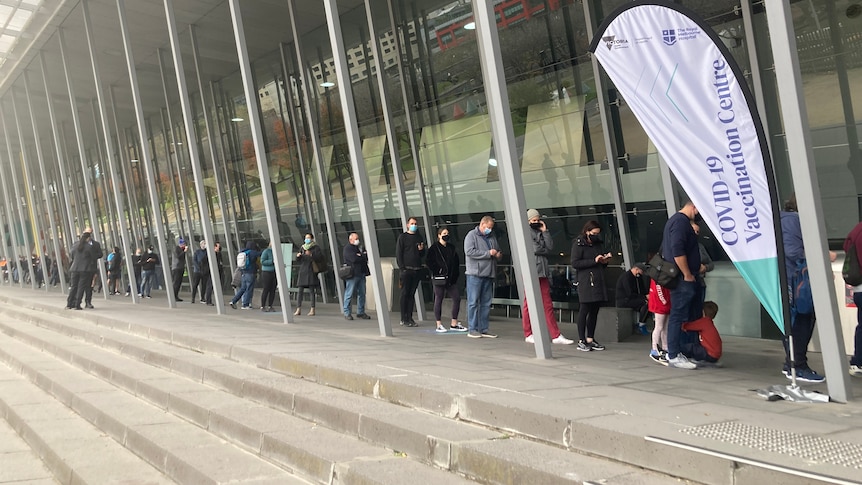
[843,240,862,286]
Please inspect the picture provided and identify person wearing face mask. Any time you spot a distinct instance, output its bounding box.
[523,209,574,345]
[396,217,427,327]
[126,248,143,297]
[615,263,650,336]
[259,240,278,312]
[661,201,701,370]
[464,215,502,338]
[342,232,371,320]
[139,245,160,298]
[570,220,611,351]
[426,227,466,333]
[293,235,323,315]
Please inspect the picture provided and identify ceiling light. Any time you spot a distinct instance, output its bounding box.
[488,157,497,167]
[464,21,476,30]
[320,81,335,88]
[231,117,243,122]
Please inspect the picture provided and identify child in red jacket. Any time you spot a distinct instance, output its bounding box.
[647,279,670,365]
[681,301,721,364]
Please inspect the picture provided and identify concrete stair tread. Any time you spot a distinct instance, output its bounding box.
[0,410,57,484]
[0,364,175,485]
[0,317,486,484]
[0,334,311,484]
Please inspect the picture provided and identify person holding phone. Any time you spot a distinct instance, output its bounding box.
[570,220,611,352]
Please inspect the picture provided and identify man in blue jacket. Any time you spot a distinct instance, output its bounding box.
[230,241,260,310]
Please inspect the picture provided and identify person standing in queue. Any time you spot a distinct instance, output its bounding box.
[396,217,426,327]
[464,215,502,339]
[426,227,466,333]
[342,232,371,320]
[570,220,610,352]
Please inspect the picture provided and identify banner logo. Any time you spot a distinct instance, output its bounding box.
[602,35,629,50]
[662,29,676,45]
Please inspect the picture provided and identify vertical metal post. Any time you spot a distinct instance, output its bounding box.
[286,1,344,307]
[190,25,234,284]
[90,99,119,249]
[23,73,67,293]
[110,86,142,249]
[228,0,293,322]
[9,95,39,290]
[157,49,192,242]
[162,0,226,312]
[0,111,24,287]
[210,80,241,263]
[367,0,429,322]
[278,41,336,303]
[471,0,551,358]
[321,0,392,335]
[81,0,136,302]
[582,0,633,268]
[40,52,77,253]
[116,0,177,306]
[58,28,109,292]
[764,0,851,402]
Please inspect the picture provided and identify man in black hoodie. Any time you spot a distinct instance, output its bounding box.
[396,217,426,326]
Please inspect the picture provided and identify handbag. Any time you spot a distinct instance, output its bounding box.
[338,264,354,280]
[431,275,448,287]
[843,241,862,286]
[646,251,680,289]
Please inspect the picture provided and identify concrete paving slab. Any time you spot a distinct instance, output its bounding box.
[333,456,476,485]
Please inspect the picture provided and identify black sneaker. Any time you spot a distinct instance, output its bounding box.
[345,314,354,320]
[229,302,236,309]
[588,341,605,351]
[356,313,371,320]
[577,341,592,352]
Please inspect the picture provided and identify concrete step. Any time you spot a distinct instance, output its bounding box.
[0,303,690,484]
[0,399,58,485]
[0,359,175,485]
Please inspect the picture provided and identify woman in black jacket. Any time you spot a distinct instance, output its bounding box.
[426,227,467,333]
[570,220,612,351]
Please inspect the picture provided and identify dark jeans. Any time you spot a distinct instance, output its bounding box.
[190,271,204,301]
[399,269,422,322]
[853,292,862,367]
[680,341,718,363]
[433,284,461,322]
[784,311,815,369]
[259,271,278,307]
[577,301,602,341]
[667,280,700,359]
[67,271,88,308]
[172,268,185,298]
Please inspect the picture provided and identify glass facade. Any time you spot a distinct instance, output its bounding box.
[0,0,859,342]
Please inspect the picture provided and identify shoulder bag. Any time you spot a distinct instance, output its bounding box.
[338,264,354,280]
[843,240,862,286]
[646,248,680,289]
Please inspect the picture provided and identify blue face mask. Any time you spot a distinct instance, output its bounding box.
[304,238,312,244]
[483,228,492,236]
[408,224,417,233]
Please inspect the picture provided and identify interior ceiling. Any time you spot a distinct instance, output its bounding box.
[0,0,369,156]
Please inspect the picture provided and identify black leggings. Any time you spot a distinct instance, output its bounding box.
[578,302,602,341]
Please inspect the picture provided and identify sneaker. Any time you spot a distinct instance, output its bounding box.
[588,340,605,351]
[781,366,791,378]
[229,302,236,309]
[649,350,669,366]
[436,326,448,333]
[85,304,94,309]
[480,332,497,338]
[552,335,574,345]
[577,341,592,352]
[400,321,418,327]
[525,335,535,344]
[125,292,130,297]
[787,368,826,383]
[176,298,184,302]
[668,354,697,370]
[637,325,650,336]
[241,306,251,310]
[449,323,467,331]
[467,330,482,338]
[145,295,152,299]
[356,313,371,320]
[345,314,354,320]
[850,364,862,377]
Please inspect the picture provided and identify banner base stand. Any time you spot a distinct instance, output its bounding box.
[755,384,830,403]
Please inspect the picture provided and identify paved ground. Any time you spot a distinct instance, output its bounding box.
[2,284,862,484]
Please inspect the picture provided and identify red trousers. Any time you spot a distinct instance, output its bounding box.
[522,277,562,338]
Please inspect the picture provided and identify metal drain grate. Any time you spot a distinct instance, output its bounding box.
[681,421,862,469]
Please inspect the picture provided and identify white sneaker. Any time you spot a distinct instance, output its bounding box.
[552,335,574,345]
[850,364,862,377]
[668,354,697,370]
[525,335,535,344]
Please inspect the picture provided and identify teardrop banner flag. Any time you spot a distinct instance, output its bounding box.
[589,1,787,333]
